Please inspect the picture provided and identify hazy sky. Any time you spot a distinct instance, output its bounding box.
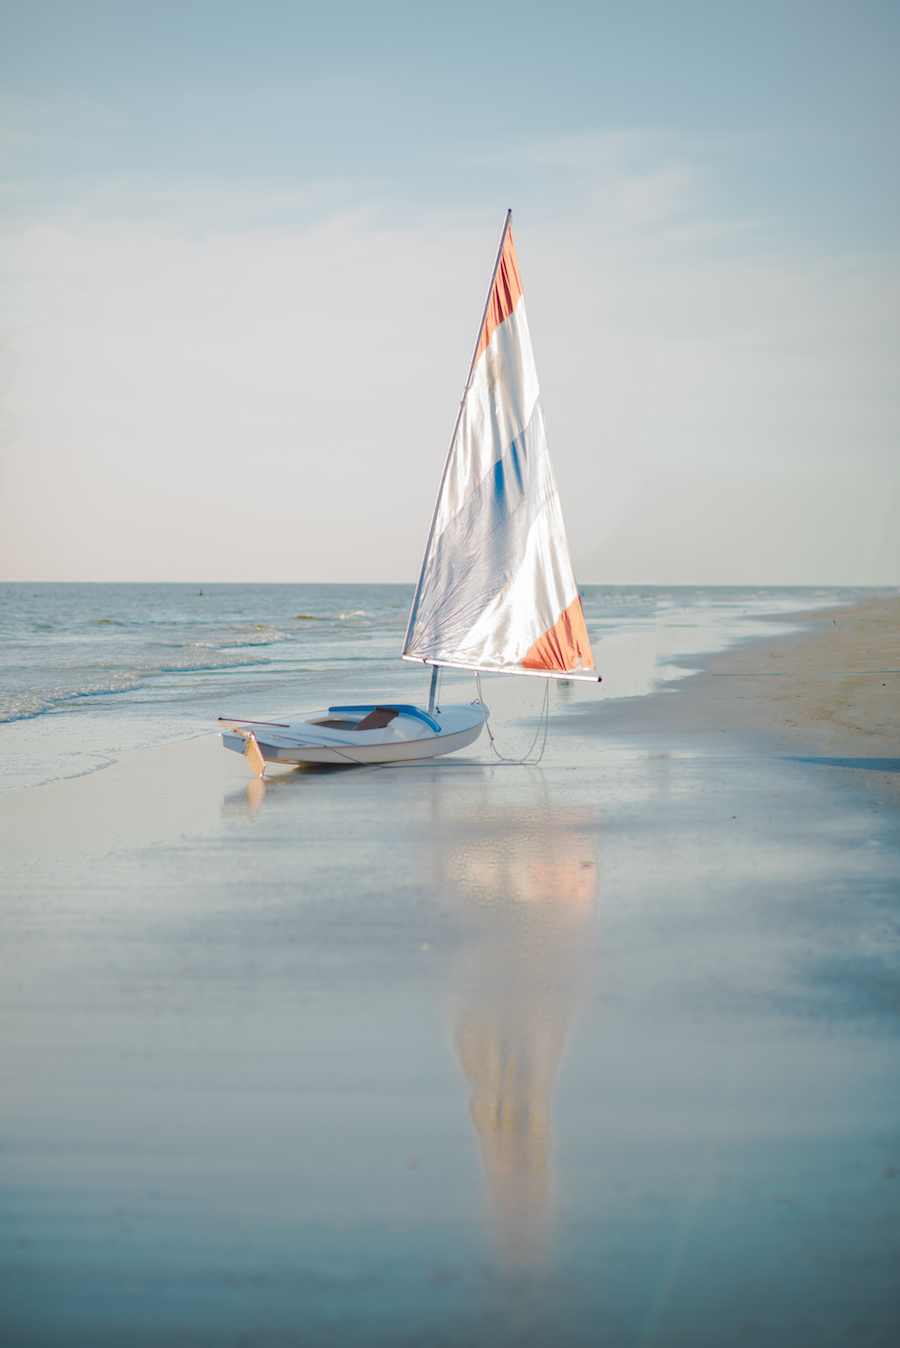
[1,0,897,584]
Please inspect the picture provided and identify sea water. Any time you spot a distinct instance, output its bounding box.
[0,582,851,792]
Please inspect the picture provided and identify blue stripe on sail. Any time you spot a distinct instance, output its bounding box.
[497,438,524,497]
[407,406,548,661]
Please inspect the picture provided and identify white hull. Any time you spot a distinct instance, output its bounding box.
[221,702,486,769]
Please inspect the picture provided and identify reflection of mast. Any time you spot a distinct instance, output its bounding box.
[445,805,598,1265]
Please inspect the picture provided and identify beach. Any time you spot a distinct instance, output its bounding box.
[607,594,900,746]
[1,591,898,1346]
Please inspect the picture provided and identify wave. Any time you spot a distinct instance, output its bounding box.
[0,671,141,723]
[134,645,273,674]
[0,692,59,723]
[0,646,274,723]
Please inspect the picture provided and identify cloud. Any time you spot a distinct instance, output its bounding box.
[1,135,897,583]
[0,213,492,581]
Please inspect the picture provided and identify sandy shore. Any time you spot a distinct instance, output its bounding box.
[0,733,250,868]
[598,593,900,803]
[1,593,898,1347]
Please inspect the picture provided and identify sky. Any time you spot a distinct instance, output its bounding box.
[0,0,897,585]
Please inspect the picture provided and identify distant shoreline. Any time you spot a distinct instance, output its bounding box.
[2,581,898,591]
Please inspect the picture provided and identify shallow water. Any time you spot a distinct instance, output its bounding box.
[0,582,849,791]
[1,736,898,1346]
[1,586,898,1345]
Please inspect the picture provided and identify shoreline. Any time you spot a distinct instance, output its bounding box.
[601,593,899,749]
[1,592,898,867]
[593,592,900,806]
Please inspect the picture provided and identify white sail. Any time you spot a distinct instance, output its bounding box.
[403,213,597,680]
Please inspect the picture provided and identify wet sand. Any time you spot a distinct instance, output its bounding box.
[1,595,898,1346]
[599,593,900,801]
[608,594,900,748]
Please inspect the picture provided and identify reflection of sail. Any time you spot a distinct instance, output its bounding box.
[443,801,598,1266]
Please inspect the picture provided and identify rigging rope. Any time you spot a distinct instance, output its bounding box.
[474,671,550,765]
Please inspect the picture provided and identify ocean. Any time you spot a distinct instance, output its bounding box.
[0,581,852,792]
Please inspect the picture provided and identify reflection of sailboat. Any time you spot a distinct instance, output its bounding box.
[220,212,598,774]
[443,799,598,1266]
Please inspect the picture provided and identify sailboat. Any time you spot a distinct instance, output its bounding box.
[220,210,599,774]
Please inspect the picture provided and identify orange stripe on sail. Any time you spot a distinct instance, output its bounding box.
[523,596,595,673]
[474,225,524,366]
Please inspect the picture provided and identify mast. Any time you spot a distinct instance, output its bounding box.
[427,663,440,714]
